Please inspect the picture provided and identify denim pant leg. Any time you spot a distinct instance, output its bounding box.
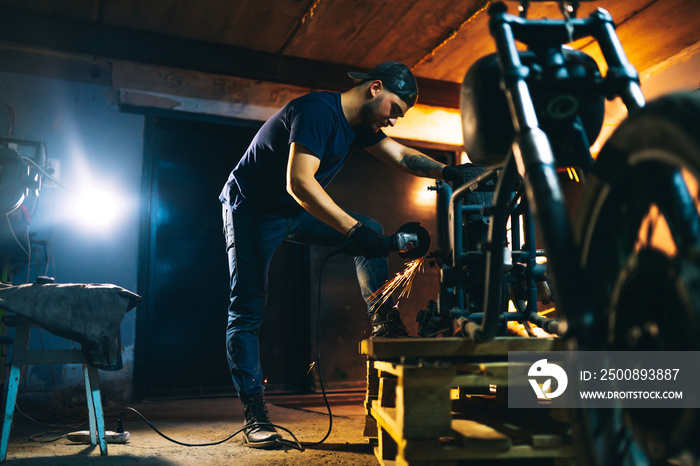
[287,210,393,315]
[222,205,287,396]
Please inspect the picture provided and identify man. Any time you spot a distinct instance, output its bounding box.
[220,62,467,448]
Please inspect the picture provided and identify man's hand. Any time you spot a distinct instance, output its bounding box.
[347,222,390,259]
[442,163,486,187]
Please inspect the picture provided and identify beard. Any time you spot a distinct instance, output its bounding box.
[359,98,384,132]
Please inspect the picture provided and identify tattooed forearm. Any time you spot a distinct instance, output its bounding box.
[400,153,445,178]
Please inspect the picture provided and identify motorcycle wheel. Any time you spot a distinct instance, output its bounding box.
[572,91,700,465]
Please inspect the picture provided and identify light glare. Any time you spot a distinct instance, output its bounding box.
[71,184,130,232]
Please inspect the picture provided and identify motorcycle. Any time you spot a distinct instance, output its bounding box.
[421,1,700,463]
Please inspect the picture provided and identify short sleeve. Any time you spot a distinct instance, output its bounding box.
[288,101,336,159]
[355,127,387,148]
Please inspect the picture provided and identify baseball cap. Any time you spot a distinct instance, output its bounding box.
[348,61,419,107]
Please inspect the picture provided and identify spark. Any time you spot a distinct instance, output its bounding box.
[369,257,425,314]
[565,166,580,182]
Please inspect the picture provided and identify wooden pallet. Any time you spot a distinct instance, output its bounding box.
[361,337,574,465]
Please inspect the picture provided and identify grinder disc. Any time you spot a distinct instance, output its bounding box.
[396,222,431,260]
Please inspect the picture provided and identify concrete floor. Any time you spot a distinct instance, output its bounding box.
[8,394,696,466]
[3,393,378,465]
[2,393,580,466]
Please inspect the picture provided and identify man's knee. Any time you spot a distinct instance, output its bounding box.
[228,311,263,333]
[228,294,266,330]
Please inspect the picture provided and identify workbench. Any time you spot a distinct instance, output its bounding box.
[360,337,576,465]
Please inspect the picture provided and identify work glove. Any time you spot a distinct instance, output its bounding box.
[346,222,390,259]
[442,163,486,188]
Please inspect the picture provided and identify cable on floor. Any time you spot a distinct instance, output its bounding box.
[299,247,345,446]
[14,402,89,443]
[116,406,303,450]
[114,248,347,451]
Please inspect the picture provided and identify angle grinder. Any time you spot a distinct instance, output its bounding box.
[343,221,431,259]
[386,222,431,260]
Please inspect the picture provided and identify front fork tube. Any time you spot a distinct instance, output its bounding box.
[593,9,645,111]
[488,15,589,338]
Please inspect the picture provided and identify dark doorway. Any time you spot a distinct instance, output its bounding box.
[134,115,310,399]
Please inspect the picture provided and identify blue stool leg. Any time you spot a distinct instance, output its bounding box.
[83,364,107,455]
[83,364,97,446]
[1,324,29,463]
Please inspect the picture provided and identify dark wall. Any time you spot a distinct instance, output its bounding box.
[0,70,144,401]
[136,115,312,398]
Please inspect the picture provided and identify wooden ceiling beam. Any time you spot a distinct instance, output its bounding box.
[278,0,325,55]
[0,7,461,108]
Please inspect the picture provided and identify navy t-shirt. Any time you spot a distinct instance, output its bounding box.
[219,92,386,214]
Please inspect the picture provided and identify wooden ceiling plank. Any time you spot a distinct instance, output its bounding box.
[102,0,309,53]
[282,0,484,70]
[0,0,100,21]
[0,6,461,108]
[611,0,700,75]
[1,0,697,106]
[578,0,700,76]
[413,1,491,71]
[282,0,410,65]
[415,0,700,83]
[278,0,325,54]
[413,11,493,82]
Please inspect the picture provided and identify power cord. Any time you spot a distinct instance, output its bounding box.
[300,247,345,446]
[14,402,90,443]
[114,406,303,449]
[15,402,87,430]
[113,248,346,451]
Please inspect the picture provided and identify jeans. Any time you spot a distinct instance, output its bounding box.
[221,204,391,396]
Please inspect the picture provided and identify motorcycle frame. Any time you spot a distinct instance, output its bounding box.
[436,3,647,342]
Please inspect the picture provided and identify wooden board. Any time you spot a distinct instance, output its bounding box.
[360,336,563,360]
[372,402,574,462]
[364,336,575,464]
